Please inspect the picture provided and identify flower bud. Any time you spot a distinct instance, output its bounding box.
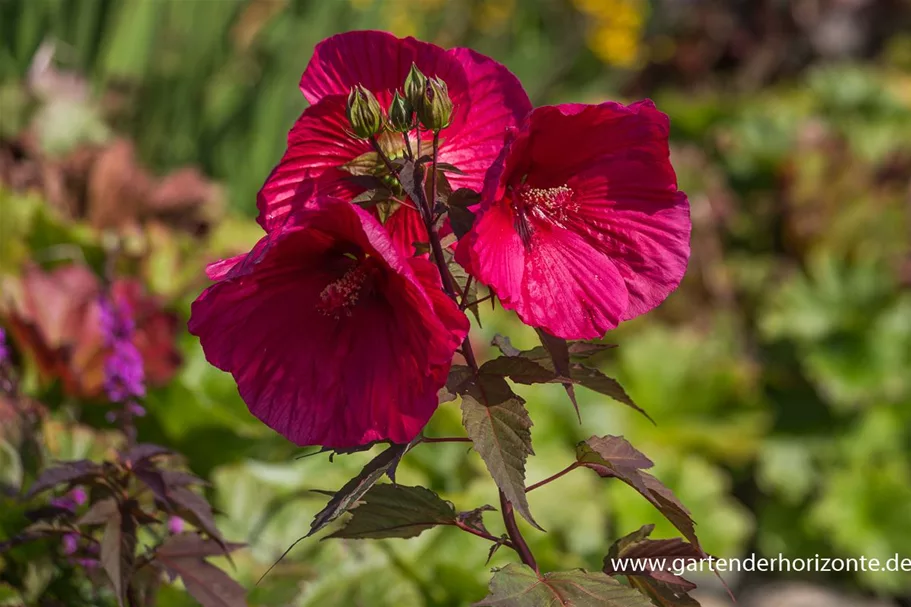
[404,63,427,111]
[387,91,413,133]
[346,85,384,139]
[416,77,453,131]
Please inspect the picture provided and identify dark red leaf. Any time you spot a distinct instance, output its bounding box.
[100,504,136,607]
[78,498,119,525]
[155,534,246,607]
[120,444,174,466]
[577,436,702,553]
[26,460,102,498]
[168,487,223,545]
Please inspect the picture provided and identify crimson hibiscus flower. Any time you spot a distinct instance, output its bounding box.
[256,30,531,254]
[188,198,468,448]
[457,101,691,340]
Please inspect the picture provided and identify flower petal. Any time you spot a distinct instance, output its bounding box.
[190,199,466,447]
[256,97,369,231]
[299,30,462,106]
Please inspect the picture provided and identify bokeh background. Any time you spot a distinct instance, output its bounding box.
[1,0,910,606]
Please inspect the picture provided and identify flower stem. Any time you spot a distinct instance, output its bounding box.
[500,490,539,572]
[375,132,539,572]
[526,462,581,492]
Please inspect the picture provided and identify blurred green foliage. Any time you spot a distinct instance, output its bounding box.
[2,0,911,605]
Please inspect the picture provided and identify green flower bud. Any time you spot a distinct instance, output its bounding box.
[404,63,427,111]
[387,91,413,133]
[346,84,384,139]
[416,77,453,132]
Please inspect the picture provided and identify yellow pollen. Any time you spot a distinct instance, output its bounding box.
[517,185,577,222]
[317,266,368,318]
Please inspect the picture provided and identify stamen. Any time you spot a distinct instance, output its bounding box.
[517,185,577,222]
[317,266,369,318]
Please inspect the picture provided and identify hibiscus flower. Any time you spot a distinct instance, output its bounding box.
[256,30,531,254]
[456,101,691,340]
[189,198,469,448]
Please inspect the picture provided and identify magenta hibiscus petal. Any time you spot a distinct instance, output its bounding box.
[257,30,531,241]
[459,100,691,339]
[189,198,468,448]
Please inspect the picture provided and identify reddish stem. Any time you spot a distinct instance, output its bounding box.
[454,520,514,549]
[500,490,539,572]
[375,132,539,572]
[421,436,472,444]
[526,462,581,492]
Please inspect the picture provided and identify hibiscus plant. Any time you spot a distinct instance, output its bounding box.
[2,29,702,607]
[187,31,701,606]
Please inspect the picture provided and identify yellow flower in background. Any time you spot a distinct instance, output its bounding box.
[572,0,649,68]
[474,0,517,34]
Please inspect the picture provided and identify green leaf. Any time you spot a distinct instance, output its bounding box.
[340,151,381,176]
[475,564,654,606]
[461,393,540,529]
[308,442,411,537]
[327,484,456,540]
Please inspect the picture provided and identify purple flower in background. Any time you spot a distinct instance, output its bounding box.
[167,516,184,535]
[62,533,79,555]
[99,294,145,403]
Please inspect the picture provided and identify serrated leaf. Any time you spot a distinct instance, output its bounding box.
[604,525,702,590]
[26,460,102,498]
[480,357,558,385]
[307,442,410,537]
[458,505,496,536]
[577,436,654,472]
[327,484,456,540]
[397,160,423,208]
[461,393,540,529]
[475,564,655,607]
[577,437,702,552]
[341,151,381,176]
[155,535,246,607]
[571,366,654,424]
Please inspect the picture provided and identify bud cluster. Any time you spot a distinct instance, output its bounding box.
[345,63,453,140]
